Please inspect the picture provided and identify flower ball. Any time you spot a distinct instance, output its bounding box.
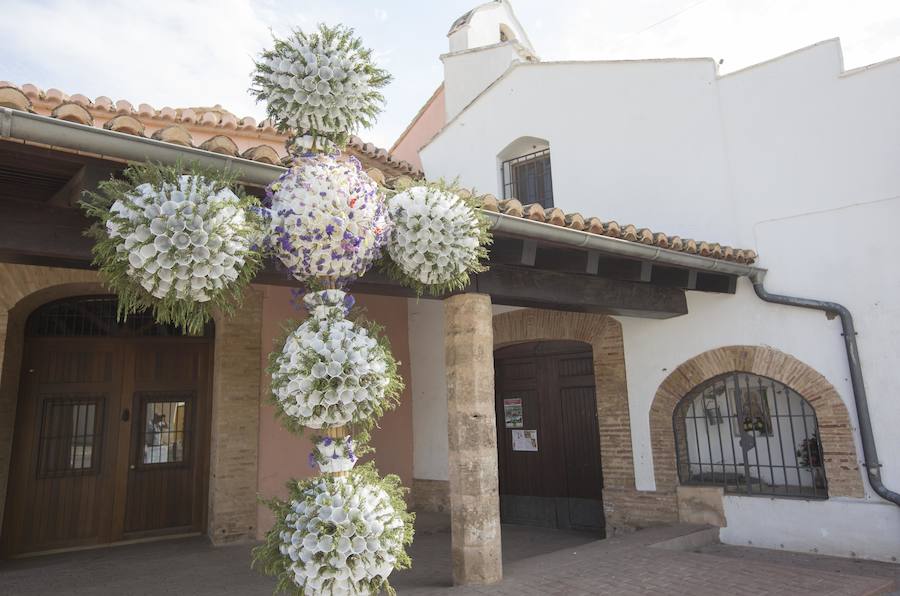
[106,175,251,302]
[270,290,399,429]
[251,24,391,141]
[266,153,388,284]
[386,185,486,289]
[276,473,410,594]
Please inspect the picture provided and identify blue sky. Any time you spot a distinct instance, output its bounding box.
[3,1,899,149]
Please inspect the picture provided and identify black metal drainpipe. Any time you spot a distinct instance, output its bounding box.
[752,279,900,506]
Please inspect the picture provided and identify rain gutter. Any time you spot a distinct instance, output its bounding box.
[0,107,283,186]
[752,282,900,506]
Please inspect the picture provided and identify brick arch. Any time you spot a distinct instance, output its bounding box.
[492,309,636,500]
[649,345,864,498]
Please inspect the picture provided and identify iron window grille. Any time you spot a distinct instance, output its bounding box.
[37,395,105,477]
[26,296,213,338]
[501,148,553,208]
[673,372,827,499]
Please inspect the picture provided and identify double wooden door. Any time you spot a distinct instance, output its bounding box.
[2,336,212,556]
[494,341,605,534]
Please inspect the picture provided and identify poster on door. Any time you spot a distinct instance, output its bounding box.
[512,429,538,452]
[503,398,523,428]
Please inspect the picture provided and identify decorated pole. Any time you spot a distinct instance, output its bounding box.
[82,19,492,596]
[249,23,416,596]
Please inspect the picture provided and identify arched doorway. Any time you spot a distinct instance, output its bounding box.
[494,340,604,534]
[1,296,213,556]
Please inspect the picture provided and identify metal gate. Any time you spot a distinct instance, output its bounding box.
[673,372,827,499]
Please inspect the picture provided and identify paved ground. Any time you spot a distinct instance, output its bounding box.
[0,514,896,595]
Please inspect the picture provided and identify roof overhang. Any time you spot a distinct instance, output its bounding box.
[0,108,765,319]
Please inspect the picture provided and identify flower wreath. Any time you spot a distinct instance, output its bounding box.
[82,162,262,334]
[254,464,414,596]
[252,23,392,149]
[383,181,492,296]
[268,290,403,438]
[264,153,389,287]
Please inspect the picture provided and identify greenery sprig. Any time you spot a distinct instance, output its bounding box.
[381,179,492,297]
[251,23,392,150]
[81,161,263,335]
[253,463,414,595]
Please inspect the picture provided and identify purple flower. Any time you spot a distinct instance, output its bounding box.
[322,437,333,446]
[308,452,317,469]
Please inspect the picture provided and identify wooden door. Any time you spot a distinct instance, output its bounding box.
[123,340,210,536]
[1,297,212,557]
[494,341,604,534]
[2,339,124,555]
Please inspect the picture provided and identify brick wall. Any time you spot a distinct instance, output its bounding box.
[648,345,865,498]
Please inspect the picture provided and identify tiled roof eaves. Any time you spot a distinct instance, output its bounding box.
[0,81,422,178]
[476,196,757,265]
[1,86,756,265]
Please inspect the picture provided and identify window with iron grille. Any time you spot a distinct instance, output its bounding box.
[26,296,213,338]
[674,372,827,499]
[501,148,553,208]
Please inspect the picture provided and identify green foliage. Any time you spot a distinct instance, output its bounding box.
[80,161,263,335]
[266,311,404,452]
[252,463,415,595]
[380,179,493,297]
[251,23,392,150]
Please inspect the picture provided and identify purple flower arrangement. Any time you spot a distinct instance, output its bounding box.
[262,152,389,287]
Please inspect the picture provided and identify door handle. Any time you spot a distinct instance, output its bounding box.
[130,464,136,470]
[121,408,130,422]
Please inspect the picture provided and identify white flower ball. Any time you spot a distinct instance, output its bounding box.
[271,290,396,429]
[266,153,388,284]
[106,175,252,302]
[252,24,389,140]
[279,476,406,594]
[387,186,485,288]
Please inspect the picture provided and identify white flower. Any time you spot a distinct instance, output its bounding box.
[386,186,486,290]
[270,290,397,429]
[104,175,253,304]
[252,24,389,141]
[265,153,388,284]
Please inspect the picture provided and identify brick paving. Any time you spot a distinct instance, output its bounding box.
[0,515,895,595]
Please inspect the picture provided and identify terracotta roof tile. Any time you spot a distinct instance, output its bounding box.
[0,81,423,178]
[151,124,193,147]
[51,102,93,125]
[199,134,239,156]
[0,85,32,111]
[456,192,758,264]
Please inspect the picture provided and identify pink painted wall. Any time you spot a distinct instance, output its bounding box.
[390,85,445,171]
[255,285,414,538]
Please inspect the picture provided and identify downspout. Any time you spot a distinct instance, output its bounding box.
[750,271,900,506]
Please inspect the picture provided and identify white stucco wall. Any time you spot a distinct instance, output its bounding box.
[720,497,900,562]
[407,301,519,482]
[413,30,900,560]
[442,43,523,122]
[407,298,448,481]
[422,59,740,245]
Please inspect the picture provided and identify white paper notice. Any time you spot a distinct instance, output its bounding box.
[511,429,538,452]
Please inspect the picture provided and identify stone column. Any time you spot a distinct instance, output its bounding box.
[443,293,502,585]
